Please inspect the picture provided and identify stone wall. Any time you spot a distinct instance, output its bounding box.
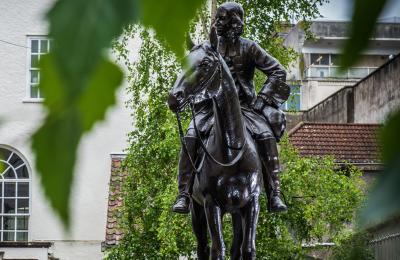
[353,54,400,123]
[302,86,354,123]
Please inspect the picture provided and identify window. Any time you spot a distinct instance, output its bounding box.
[310,54,329,65]
[306,53,378,79]
[0,147,30,241]
[281,85,301,111]
[28,37,51,99]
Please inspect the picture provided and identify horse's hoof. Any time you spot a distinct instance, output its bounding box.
[172,195,190,214]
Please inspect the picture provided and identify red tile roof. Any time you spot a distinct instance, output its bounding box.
[288,122,382,165]
[104,155,126,247]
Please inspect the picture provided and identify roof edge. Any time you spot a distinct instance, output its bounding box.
[287,121,305,136]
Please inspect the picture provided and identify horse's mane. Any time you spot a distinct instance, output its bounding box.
[190,41,213,54]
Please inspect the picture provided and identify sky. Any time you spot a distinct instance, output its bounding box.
[317,0,400,21]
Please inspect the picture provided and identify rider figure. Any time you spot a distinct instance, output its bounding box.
[169,2,289,214]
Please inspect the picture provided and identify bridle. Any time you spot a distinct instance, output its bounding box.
[175,49,247,173]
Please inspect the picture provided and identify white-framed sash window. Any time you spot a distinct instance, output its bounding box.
[27,37,51,99]
[0,146,30,241]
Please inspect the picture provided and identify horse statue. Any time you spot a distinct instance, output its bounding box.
[168,29,262,260]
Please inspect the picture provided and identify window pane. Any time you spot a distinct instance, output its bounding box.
[17,199,29,213]
[4,183,15,197]
[31,40,38,53]
[310,54,329,65]
[3,216,15,230]
[0,148,11,161]
[30,70,39,83]
[0,163,6,176]
[17,183,29,197]
[16,216,28,230]
[9,153,23,168]
[3,168,15,179]
[330,67,347,78]
[331,54,341,66]
[40,40,48,53]
[3,232,15,241]
[309,67,329,77]
[16,232,28,241]
[4,199,15,213]
[0,199,2,213]
[16,165,29,179]
[31,54,39,68]
[30,85,39,98]
[348,68,369,78]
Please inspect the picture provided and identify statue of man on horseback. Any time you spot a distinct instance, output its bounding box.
[169,2,290,215]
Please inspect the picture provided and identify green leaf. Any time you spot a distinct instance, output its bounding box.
[33,0,205,228]
[359,110,400,228]
[47,0,139,87]
[33,55,123,227]
[32,110,82,227]
[340,0,388,68]
[77,59,124,131]
[32,0,136,228]
[380,110,400,163]
[358,158,400,228]
[140,0,205,57]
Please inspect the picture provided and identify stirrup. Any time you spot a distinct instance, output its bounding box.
[269,194,288,213]
[172,194,191,214]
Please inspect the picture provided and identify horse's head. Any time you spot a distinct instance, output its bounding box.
[168,29,221,112]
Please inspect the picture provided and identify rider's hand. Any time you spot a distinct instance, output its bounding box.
[253,96,265,112]
[167,92,182,113]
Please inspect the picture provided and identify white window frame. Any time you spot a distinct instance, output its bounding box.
[0,145,31,242]
[24,36,51,102]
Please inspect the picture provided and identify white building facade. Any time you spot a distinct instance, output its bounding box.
[283,20,400,111]
[0,0,132,259]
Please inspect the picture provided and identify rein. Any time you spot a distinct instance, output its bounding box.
[190,101,247,167]
[175,98,247,172]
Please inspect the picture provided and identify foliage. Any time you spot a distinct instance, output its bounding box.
[32,0,204,227]
[330,231,374,260]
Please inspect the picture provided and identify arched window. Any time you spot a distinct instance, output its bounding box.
[0,146,30,241]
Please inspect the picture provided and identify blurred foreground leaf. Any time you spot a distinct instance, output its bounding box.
[340,0,388,68]
[33,56,123,226]
[141,0,204,57]
[32,0,204,227]
[359,111,400,228]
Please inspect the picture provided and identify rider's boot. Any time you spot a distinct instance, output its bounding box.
[256,137,288,213]
[172,136,198,214]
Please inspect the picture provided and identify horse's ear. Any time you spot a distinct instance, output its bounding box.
[209,25,219,51]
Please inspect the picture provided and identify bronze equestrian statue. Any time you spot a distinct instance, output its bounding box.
[167,2,290,259]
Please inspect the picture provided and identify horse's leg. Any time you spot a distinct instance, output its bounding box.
[204,199,225,260]
[190,199,210,260]
[241,196,260,260]
[230,213,243,260]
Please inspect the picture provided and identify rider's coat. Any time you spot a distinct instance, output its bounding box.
[188,37,288,141]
